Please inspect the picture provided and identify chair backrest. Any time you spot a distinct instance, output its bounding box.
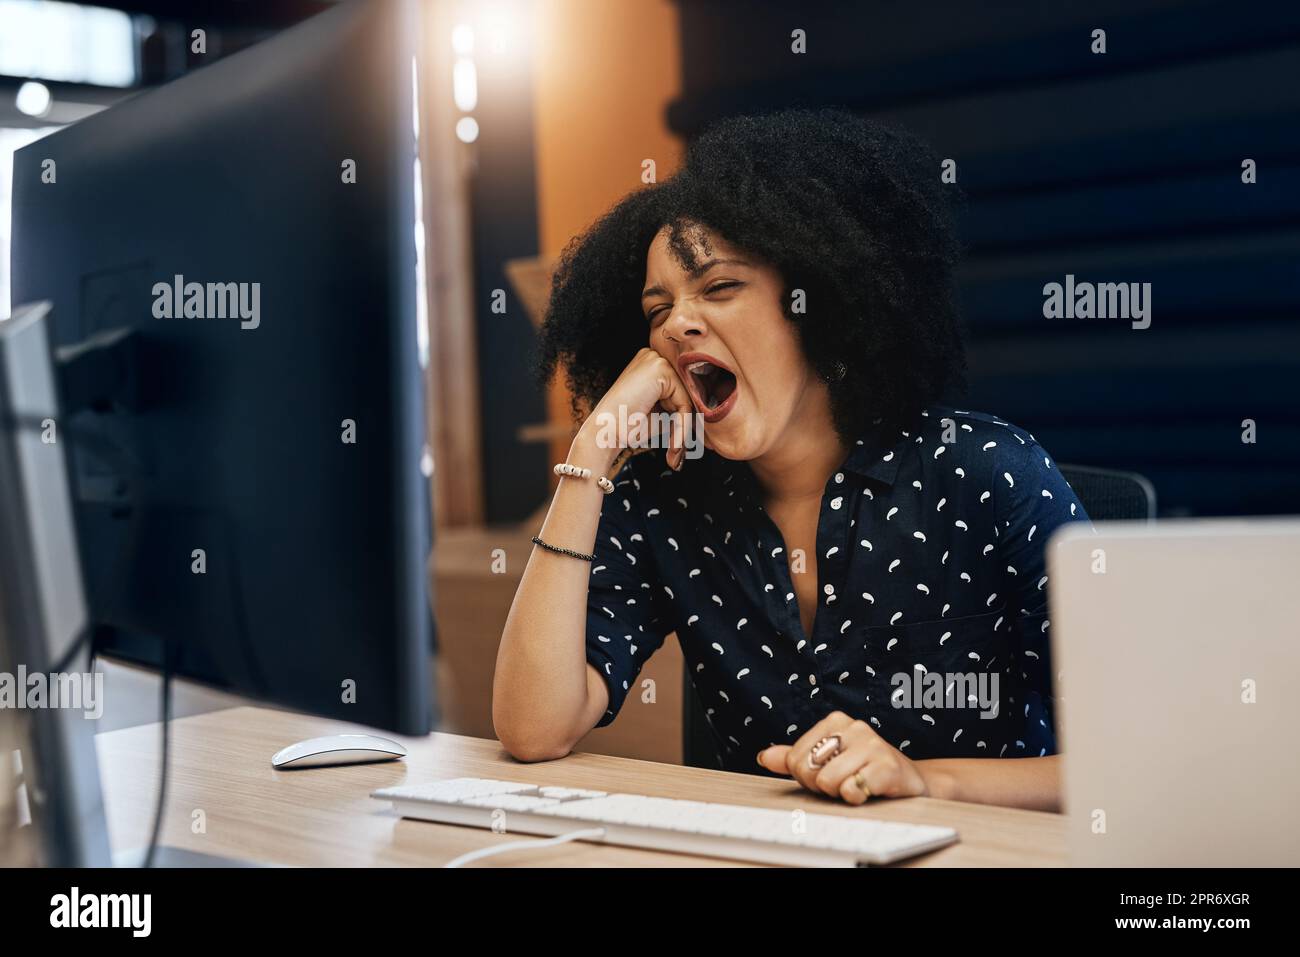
[680,463,1158,769]
[1055,463,1156,522]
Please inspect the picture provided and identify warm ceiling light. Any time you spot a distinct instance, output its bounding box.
[452,58,477,112]
[455,116,479,143]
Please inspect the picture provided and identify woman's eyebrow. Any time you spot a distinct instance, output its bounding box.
[688,257,749,279]
[642,259,750,299]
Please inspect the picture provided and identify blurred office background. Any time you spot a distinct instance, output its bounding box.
[3,0,1297,760]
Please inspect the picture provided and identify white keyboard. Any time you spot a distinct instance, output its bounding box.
[372,777,957,867]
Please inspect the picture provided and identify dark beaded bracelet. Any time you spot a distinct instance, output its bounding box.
[531,534,596,563]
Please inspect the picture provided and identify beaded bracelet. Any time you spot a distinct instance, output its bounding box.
[553,461,615,495]
[531,535,596,562]
[552,462,591,479]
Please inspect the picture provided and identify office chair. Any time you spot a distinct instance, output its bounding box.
[680,463,1157,770]
[1055,464,1156,522]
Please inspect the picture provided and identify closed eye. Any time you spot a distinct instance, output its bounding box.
[645,280,744,323]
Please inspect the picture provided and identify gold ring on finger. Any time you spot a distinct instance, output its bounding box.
[853,769,871,799]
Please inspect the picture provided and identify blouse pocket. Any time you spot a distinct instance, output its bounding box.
[875,605,1014,678]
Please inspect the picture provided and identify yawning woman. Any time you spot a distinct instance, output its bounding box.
[492,108,1089,812]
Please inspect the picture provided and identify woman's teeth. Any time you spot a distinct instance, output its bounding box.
[686,360,737,411]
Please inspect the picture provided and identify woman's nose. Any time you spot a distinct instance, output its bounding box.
[661,304,706,342]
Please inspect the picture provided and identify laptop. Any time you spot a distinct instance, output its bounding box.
[1048,518,1300,866]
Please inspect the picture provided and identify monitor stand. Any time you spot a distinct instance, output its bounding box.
[113,846,264,868]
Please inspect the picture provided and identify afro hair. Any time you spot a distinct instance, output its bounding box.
[536,107,967,441]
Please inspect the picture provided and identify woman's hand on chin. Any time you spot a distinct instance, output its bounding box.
[578,347,695,472]
[756,711,931,805]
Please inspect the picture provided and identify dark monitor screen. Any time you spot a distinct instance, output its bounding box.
[10,0,435,735]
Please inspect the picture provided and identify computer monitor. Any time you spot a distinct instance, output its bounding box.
[8,0,436,740]
[0,302,112,867]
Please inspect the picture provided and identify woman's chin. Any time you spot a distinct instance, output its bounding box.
[702,420,762,461]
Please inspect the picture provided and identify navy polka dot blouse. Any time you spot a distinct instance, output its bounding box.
[584,406,1091,774]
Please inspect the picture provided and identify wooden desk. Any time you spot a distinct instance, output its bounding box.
[95,706,1067,867]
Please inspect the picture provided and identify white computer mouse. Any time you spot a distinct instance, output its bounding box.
[271,733,407,769]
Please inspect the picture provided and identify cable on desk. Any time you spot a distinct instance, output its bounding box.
[442,827,608,868]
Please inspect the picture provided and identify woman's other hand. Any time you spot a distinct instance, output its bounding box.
[757,711,931,804]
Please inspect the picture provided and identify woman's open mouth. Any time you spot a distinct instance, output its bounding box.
[680,352,739,423]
